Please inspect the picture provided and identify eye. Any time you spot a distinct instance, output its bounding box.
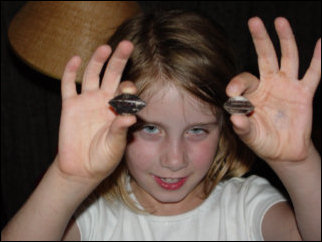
[187,127,208,135]
[189,128,206,134]
[142,125,160,134]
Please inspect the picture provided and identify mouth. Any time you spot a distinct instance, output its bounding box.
[153,175,187,190]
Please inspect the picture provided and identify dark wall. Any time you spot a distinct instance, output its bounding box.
[1,1,321,230]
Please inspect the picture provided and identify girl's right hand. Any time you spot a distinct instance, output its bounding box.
[56,40,137,183]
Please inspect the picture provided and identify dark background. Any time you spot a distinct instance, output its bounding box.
[1,1,321,230]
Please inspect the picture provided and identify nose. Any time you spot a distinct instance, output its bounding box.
[160,139,188,172]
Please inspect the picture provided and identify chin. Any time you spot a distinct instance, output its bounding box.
[152,189,189,204]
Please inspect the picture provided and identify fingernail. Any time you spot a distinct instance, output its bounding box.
[226,85,239,96]
[122,87,136,94]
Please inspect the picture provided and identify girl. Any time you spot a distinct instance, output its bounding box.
[2,10,321,241]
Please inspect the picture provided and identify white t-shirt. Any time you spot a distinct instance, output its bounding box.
[75,175,286,241]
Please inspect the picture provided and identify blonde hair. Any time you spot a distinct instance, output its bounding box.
[97,10,254,212]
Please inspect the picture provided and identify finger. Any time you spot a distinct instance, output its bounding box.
[109,115,137,140]
[100,40,134,95]
[274,17,299,79]
[115,81,138,96]
[61,56,82,100]
[302,38,321,93]
[107,114,137,160]
[226,72,259,97]
[230,114,253,144]
[248,17,279,78]
[82,45,112,92]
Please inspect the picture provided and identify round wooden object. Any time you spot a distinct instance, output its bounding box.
[8,1,141,83]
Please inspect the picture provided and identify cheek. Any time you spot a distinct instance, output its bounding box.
[125,137,158,172]
[188,136,219,170]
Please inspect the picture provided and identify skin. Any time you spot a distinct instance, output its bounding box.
[227,17,321,241]
[1,17,321,241]
[126,84,221,215]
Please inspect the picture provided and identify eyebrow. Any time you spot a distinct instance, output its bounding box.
[134,116,219,129]
[133,116,162,128]
[188,121,219,127]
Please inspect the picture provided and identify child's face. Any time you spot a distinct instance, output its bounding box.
[125,83,221,207]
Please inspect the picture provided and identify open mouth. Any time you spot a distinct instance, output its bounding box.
[160,177,182,183]
[154,175,187,190]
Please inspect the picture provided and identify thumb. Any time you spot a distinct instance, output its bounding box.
[105,115,137,164]
[87,115,136,180]
[108,114,137,147]
[230,114,254,144]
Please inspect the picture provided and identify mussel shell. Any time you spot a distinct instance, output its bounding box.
[223,96,254,115]
[109,93,146,114]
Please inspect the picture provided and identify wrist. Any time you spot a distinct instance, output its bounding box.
[33,160,102,219]
[51,156,102,195]
[265,141,320,168]
[265,142,320,197]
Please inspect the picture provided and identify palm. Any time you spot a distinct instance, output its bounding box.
[230,17,321,163]
[59,90,115,177]
[247,73,314,161]
[57,41,136,181]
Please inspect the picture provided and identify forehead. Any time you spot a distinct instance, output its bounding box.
[138,83,217,123]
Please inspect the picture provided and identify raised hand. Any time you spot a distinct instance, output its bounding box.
[57,41,137,182]
[226,17,321,163]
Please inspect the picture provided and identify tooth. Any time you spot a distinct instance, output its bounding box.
[161,178,180,183]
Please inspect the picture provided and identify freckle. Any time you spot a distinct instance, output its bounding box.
[274,110,287,129]
[276,110,285,119]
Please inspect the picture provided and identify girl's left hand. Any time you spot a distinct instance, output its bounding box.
[226,17,321,163]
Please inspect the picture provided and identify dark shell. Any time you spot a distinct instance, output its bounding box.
[109,93,146,114]
[223,96,254,115]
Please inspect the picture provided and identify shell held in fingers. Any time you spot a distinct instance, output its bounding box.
[223,96,254,115]
[109,93,146,115]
